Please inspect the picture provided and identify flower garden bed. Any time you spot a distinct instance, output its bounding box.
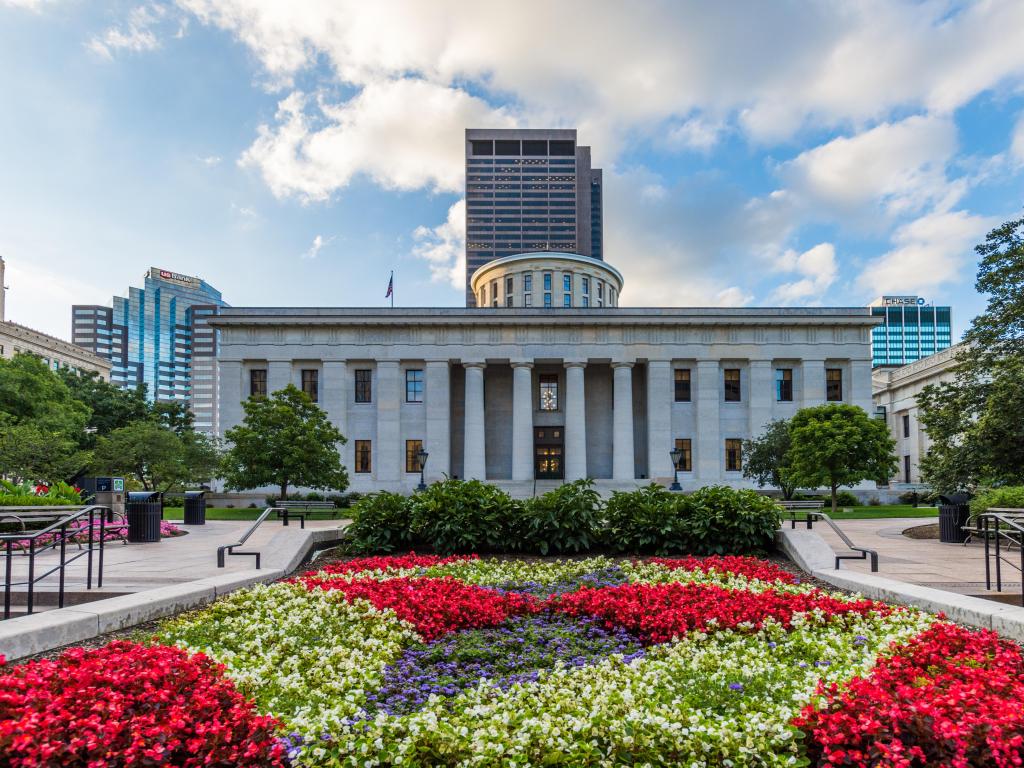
[3,554,1024,766]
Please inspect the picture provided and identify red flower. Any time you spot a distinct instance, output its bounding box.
[551,582,889,644]
[643,555,797,584]
[296,575,541,641]
[0,641,286,767]
[794,622,1024,767]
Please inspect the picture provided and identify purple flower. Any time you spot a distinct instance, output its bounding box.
[729,682,744,692]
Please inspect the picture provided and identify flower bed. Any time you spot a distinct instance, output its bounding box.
[4,554,1024,766]
[7,518,184,551]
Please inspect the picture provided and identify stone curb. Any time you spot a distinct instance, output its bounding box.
[0,525,347,661]
[777,527,1024,642]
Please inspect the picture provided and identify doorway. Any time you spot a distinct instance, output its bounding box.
[534,426,564,479]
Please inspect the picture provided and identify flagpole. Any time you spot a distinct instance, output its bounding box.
[390,270,394,308]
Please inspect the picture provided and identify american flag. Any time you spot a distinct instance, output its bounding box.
[385,272,393,298]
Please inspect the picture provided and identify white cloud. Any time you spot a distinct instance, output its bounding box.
[1011,111,1024,167]
[88,4,168,59]
[779,115,962,222]
[240,83,515,201]
[770,242,838,303]
[855,210,995,294]
[665,116,724,152]
[3,258,109,340]
[301,234,332,259]
[198,154,221,166]
[412,200,465,289]
[2,0,57,10]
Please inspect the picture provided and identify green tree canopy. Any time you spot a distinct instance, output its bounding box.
[918,214,1024,491]
[786,404,897,512]
[220,384,348,500]
[742,419,796,499]
[58,369,148,444]
[91,421,219,492]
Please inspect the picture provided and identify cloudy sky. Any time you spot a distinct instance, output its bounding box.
[2,0,1023,341]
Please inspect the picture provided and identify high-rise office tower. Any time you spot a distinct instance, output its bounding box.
[868,296,952,367]
[464,129,604,306]
[72,268,227,433]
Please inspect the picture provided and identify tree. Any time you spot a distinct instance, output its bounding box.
[220,384,348,500]
[91,421,219,492]
[786,404,897,513]
[918,214,1024,491]
[58,369,148,444]
[742,419,797,499]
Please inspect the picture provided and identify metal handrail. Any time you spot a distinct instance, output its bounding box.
[787,507,879,572]
[216,507,286,569]
[1,505,113,619]
[978,510,1024,603]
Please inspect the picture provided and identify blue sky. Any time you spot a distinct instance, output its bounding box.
[2,0,1023,342]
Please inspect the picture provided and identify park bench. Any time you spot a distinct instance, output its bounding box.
[273,500,338,528]
[778,500,825,528]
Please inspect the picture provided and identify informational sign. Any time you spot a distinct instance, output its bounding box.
[113,478,124,492]
[151,267,200,288]
[881,296,926,306]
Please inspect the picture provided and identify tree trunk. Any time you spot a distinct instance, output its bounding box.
[830,481,838,514]
[279,482,288,501]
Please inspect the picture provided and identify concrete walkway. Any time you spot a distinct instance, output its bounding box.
[4,518,348,595]
[808,517,1021,599]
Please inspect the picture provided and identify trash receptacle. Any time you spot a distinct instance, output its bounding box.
[126,491,162,543]
[938,493,972,543]
[183,491,206,525]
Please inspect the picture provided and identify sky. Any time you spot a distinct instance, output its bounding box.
[2,1,1023,343]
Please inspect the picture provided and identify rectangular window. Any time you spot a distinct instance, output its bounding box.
[249,368,267,397]
[525,293,533,307]
[597,281,604,299]
[563,273,572,292]
[539,373,559,411]
[543,272,552,291]
[826,368,843,401]
[902,414,911,438]
[724,369,741,402]
[524,274,532,292]
[725,439,743,471]
[355,440,372,473]
[355,369,372,403]
[904,454,911,484]
[405,439,424,473]
[470,140,493,156]
[544,293,552,308]
[506,275,513,299]
[582,296,589,307]
[674,368,691,402]
[405,369,424,403]
[505,295,513,307]
[491,280,498,307]
[494,139,520,155]
[301,369,319,402]
[775,368,793,402]
[563,293,571,307]
[582,276,589,294]
[674,438,693,472]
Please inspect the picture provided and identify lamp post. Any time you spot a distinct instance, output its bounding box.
[416,448,430,491]
[669,447,683,491]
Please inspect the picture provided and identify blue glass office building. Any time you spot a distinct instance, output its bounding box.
[869,296,952,367]
[72,268,227,432]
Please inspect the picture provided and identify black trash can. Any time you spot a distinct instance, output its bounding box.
[126,491,163,543]
[938,494,972,544]
[183,491,207,525]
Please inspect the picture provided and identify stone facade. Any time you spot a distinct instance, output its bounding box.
[212,307,877,496]
[0,320,111,378]
[872,343,962,486]
[470,252,622,309]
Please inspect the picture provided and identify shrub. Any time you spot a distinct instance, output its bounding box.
[603,484,686,554]
[835,490,859,507]
[0,479,83,507]
[970,486,1024,517]
[344,491,415,554]
[679,486,781,554]
[521,479,602,555]
[867,496,882,506]
[0,641,286,767]
[408,478,519,554]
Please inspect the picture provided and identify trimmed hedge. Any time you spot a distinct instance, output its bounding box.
[970,486,1024,517]
[344,479,781,556]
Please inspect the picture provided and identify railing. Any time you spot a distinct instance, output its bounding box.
[0,505,115,620]
[216,507,287,569]
[978,509,1024,604]
[786,506,879,572]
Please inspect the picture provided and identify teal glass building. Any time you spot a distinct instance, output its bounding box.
[869,296,952,367]
[72,268,227,431]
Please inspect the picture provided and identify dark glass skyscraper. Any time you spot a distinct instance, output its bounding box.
[72,268,227,433]
[464,128,604,306]
[869,296,952,367]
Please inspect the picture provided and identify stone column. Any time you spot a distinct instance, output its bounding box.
[802,360,826,408]
[612,362,635,481]
[511,362,534,482]
[217,360,243,440]
[646,360,673,481]
[375,361,401,483]
[463,362,487,480]
[696,360,721,481]
[267,360,290,395]
[322,360,349,471]
[425,360,451,481]
[748,360,773,439]
[564,361,588,480]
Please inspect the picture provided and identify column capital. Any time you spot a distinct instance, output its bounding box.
[510,360,534,370]
[563,360,587,369]
[463,361,487,370]
[611,361,635,370]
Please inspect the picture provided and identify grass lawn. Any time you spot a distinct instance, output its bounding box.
[787,504,939,521]
[162,507,349,521]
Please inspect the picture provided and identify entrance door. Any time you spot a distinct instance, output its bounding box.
[534,427,564,479]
